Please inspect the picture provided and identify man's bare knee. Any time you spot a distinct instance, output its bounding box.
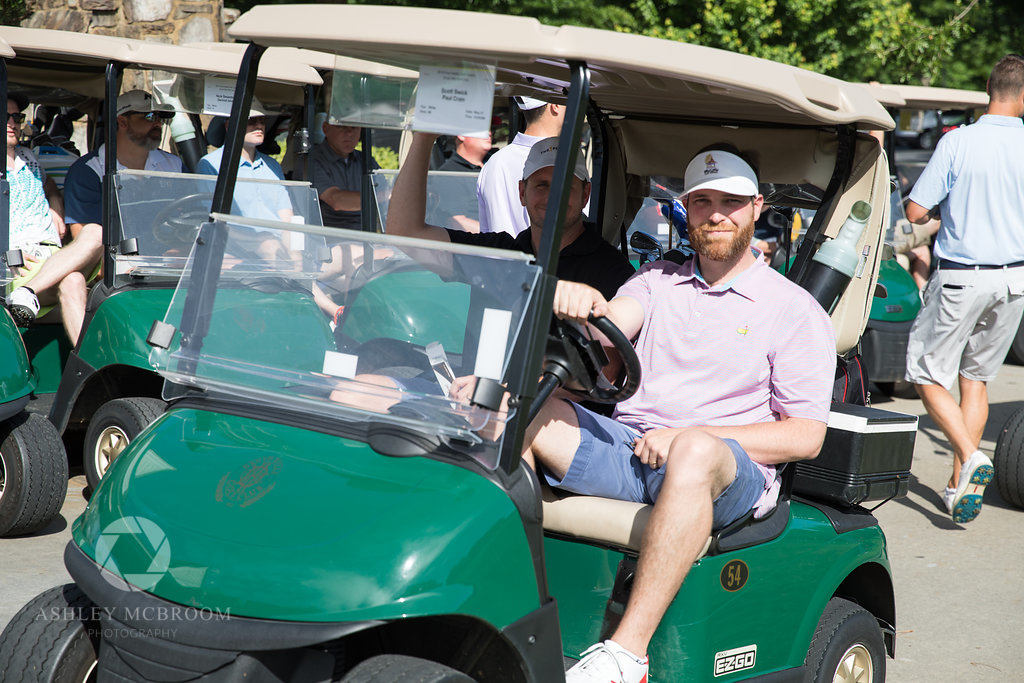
[663,430,736,494]
[523,399,581,477]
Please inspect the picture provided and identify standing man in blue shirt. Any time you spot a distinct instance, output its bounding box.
[905,54,1024,523]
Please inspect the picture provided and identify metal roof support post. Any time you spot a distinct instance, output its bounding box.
[505,59,590,467]
[0,58,10,279]
[101,61,124,289]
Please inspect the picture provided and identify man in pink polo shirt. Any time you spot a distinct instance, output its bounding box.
[524,146,836,683]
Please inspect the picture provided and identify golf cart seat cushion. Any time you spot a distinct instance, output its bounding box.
[540,482,712,559]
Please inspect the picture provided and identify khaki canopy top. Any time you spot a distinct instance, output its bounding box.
[229,4,893,131]
[859,83,906,108]
[192,42,418,81]
[0,35,13,60]
[0,26,321,103]
[877,83,988,111]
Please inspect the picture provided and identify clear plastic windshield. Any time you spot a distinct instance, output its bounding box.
[371,169,480,232]
[114,170,322,278]
[151,215,541,470]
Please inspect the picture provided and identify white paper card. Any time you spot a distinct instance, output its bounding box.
[474,308,512,380]
[413,64,495,137]
[322,351,358,379]
[203,76,237,116]
[288,217,306,250]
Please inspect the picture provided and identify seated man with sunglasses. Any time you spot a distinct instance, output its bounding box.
[6,90,184,345]
[197,99,294,223]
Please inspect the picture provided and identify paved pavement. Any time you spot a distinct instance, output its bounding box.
[2,368,1023,679]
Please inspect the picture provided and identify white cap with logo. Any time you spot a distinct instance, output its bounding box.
[682,150,758,197]
[522,136,589,182]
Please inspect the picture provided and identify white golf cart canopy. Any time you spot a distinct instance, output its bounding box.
[0,35,13,60]
[880,83,988,112]
[0,26,321,105]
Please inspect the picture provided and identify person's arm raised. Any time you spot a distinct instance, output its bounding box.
[385,132,451,243]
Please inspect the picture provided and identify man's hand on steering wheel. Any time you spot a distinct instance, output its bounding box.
[552,280,609,325]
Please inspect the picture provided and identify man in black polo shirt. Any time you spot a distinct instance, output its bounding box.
[387,132,633,300]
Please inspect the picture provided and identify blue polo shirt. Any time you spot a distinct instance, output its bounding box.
[196,147,292,221]
[909,115,1024,264]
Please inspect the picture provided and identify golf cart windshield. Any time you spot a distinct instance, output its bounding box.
[371,170,480,232]
[113,170,322,278]
[151,215,541,470]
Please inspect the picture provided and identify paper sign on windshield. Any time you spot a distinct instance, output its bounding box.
[203,76,237,116]
[413,64,495,137]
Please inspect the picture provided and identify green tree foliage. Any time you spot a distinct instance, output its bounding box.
[222,0,1002,88]
[0,0,29,26]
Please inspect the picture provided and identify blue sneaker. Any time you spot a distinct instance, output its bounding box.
[951,451,994,523]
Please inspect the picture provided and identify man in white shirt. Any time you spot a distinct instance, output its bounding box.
[476,96,564,235]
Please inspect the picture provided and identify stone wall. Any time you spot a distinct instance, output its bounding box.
[22,0,227,45]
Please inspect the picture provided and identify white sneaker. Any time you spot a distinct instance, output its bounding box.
[566,640,649,683]
[942,486,956,514]
[951,451,994,524]
[6,287,40,327]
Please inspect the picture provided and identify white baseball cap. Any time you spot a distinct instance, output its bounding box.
[522,137,589,182]
[682,150,758,197]
[116,90,174,117]
[513,95,548,111]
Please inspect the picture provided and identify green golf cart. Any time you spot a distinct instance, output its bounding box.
[1,5,917,681]
[0,26,326,493]
[0,35,69,537]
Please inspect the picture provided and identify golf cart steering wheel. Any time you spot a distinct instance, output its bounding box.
[531,313,640,422]
[150,192,214,251]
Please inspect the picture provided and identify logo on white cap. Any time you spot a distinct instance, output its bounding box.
[703,154,720,177]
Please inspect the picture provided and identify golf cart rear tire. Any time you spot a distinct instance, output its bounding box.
[994,406,1024,509]
[83,397,166,490]
[0,412,68,537]
[0,583,99,682]
[340,655,475,682]
[804,597,885,683]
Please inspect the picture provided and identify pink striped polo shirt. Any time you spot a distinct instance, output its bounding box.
[613,255,835,514]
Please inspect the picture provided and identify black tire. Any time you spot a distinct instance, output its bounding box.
[874,381,919,400]
[0,584,100,682]
[0,412,68,537]
[804,597,886,683]
[340,655,475,682]
[994,406,1024,509]
[82,398,166,490]
[1004,318,1024,365]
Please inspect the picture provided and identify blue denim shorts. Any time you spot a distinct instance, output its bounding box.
[541,401,768,530]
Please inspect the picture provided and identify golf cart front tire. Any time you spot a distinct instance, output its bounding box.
[0,412,68,537]
[804,597,885,683]
[0,584,99,682]
[83,397,166,490]
[340,654,475,682]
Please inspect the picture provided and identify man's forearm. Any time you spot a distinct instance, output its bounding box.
[699,417,827,465]
[320,187,361,212]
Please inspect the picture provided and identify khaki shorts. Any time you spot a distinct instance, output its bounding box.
[905,265,1024,389]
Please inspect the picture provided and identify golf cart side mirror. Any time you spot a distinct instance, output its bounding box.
[630,230,663,265]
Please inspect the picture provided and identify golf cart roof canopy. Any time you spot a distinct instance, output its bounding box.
[878,83,988,111]
[0,26,321,103]
[859,83,906,108]
[228,4,893,131]
[0,36,12,59]
[191,42,418,81]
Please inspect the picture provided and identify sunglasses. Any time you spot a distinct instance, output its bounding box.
[247,116,268,127]
[6,112,26,125]
[128,111,174,122]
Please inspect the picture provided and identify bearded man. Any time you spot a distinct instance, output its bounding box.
[6,90,183,344]
[524,147,836,683]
